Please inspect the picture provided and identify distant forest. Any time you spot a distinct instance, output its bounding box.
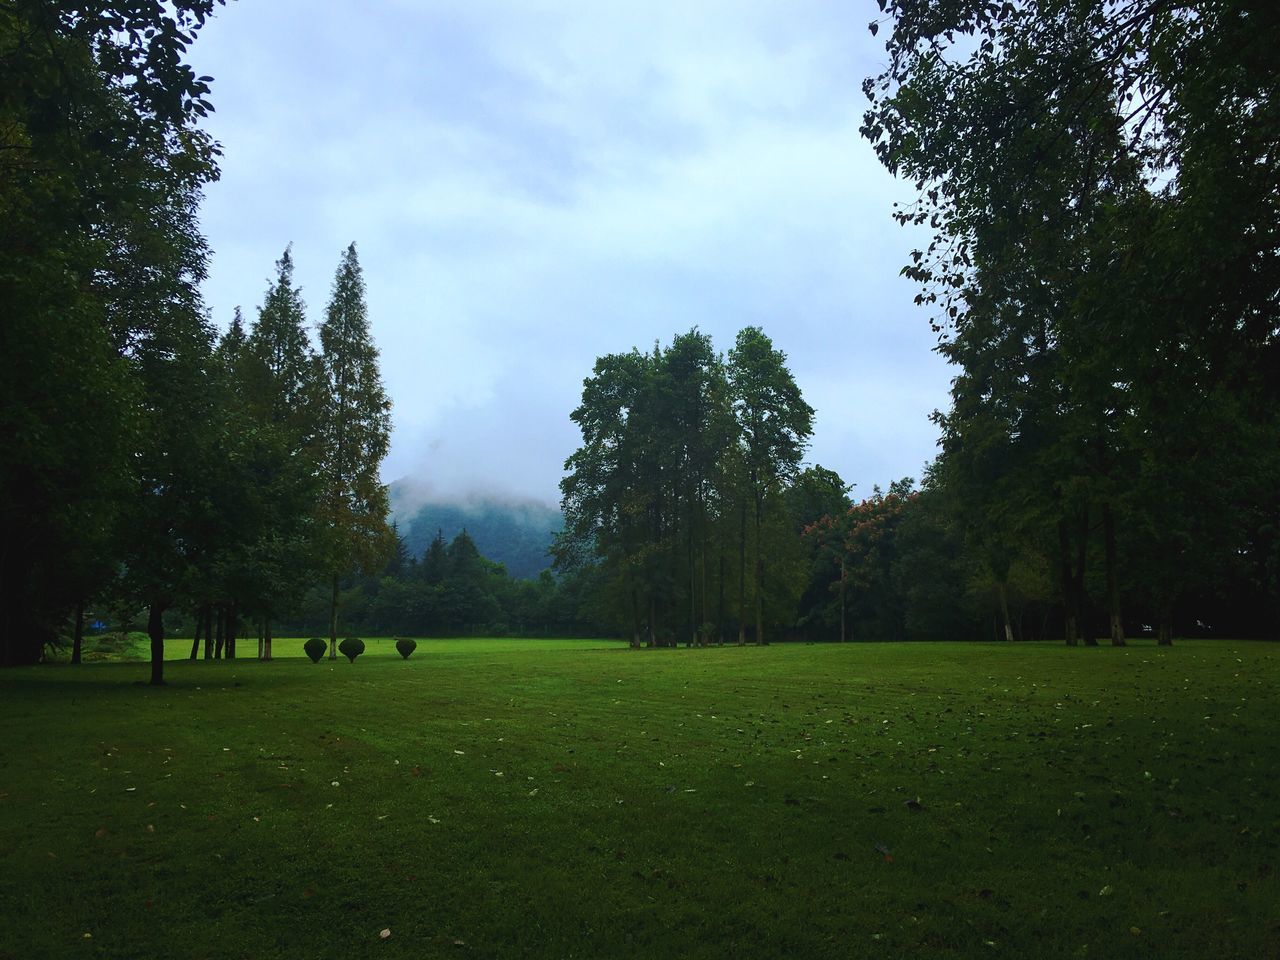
[3,3,1277,675]
[393,491,562,580]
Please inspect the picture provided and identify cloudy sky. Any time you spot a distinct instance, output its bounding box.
[193,1,951,507]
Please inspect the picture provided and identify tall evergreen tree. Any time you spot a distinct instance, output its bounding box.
[316,243,393,658]
[727,327,814,645]
[240,247,323,659]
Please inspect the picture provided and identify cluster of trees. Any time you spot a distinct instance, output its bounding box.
[855,0,1279,643]
[7,2,1274,667]
[275,528,609,639]
[162,242,392,672]
[555,328,841,647]
[1,4,394,676]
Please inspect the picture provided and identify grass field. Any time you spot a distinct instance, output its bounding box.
[2,639,1277,959]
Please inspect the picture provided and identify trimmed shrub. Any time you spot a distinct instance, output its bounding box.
[395,637,417,660]
[338,637,365,663]
[304,638,327,663]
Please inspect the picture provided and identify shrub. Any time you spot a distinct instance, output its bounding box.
[395,637,417,660]
[338,637,365,663]
[304,638,327,663]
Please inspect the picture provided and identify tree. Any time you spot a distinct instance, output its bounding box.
[863,0,1280,644]
[240,247,323,659]
[316,243,393,658]
[727,327,814,644]
[0,2,221,666]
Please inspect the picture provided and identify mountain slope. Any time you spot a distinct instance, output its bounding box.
[389,483,563,580]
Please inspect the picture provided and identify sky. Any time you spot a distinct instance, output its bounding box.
[193,1,952,508]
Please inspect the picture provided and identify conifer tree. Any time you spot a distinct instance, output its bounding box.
[727,327,814,645]
[316,243,393,658]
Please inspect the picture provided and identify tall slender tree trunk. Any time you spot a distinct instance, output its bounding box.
[147,602,166,686]
[1074,511,1091,645]
[737,501,747,645]
[329,573,340,659]
[754,492,765,646]
[214,606,225,659]
[72,600,85,665]
[1057,510,1089,646]
[648,596,657,648]
[630,581,641,649]
[997,580,1014,642]
[717,547,725,646]
[226,606,237,659]
[1157,611,1173,646]
[189,609,201,660]
[263,619,273,661]
[688,520,697,648]
[202,606,213,659]
[840,559,847,643]
[700,532,709,647]
[1103,503,1125,646]
[257,620,264,660]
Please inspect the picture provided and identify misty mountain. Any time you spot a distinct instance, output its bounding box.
[389,482,563,580]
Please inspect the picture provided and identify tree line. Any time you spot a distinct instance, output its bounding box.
[856,0,1279,643]
[1,4,393,677]
[5,2,1276,667]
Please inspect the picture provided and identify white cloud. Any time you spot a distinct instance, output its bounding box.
[195,1,951,504]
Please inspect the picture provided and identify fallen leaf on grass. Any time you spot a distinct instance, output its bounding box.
[379,928,391,940]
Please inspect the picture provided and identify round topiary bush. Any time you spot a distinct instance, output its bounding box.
[395,637,417,660]
[338,637,365,663]
[304,637,327,663]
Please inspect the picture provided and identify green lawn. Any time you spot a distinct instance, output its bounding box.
[2,640,1277,959]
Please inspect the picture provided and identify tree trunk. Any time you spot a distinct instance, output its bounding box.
[147,602,166,686]
[226,606,237,659]
[202,606,213,659]
[214,606,225,659]
[263,618,273,661]
[329,573,340,659]
[754,491,765,645]
[189,609,201,660]
[717,547,725,646]
[648,596,657,648]
[1157,610,1173,646]
[997,579,1014,642]
[1058,513,1086,646]
[840,559,847,643]
[71,600,85,665]
[630,581,641,649]
[737,500,747,645]
[1103,502,1125,646]
[689,519,697,648]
